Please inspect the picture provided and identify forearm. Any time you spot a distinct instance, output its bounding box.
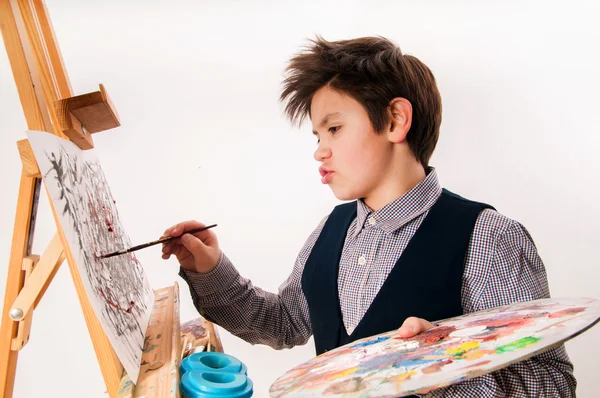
[179,252,311,349]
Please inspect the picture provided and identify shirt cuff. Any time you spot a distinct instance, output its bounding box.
[179,251,240,297]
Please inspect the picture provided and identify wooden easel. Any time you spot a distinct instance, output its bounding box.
[0,1,223,397]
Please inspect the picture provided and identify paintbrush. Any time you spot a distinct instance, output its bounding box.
[98,224,217,259]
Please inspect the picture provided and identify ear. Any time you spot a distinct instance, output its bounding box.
[387,98,412,143]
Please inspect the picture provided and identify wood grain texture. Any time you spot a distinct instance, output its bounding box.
[118,284,182,398]
[16,139,41,177]
[0,0,47,131]
[2,0,124,395]
[33,250,64,309]
[206,320,224,353]
[11,255,38,351]
[9,234,63,321]
[55,96,94,149]
[15,0,94,149]
[100,84,121,128]
[31,0,72,98]
[43,181,124,397]
[0,172,38,398]
[55,84,120,141]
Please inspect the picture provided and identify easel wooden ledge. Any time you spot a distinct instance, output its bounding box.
[0,1,223,397]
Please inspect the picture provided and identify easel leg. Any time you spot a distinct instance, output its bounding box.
[1,0,127,395]
[43,185,124,397]
[0,171,39,397]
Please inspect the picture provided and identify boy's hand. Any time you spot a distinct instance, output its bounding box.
[397,316,436,338]
[161,220,221,273]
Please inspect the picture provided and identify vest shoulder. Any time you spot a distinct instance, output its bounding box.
[331,201,357,215]
[441,188,496,210]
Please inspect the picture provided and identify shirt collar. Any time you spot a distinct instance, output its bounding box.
[353,167,442,238]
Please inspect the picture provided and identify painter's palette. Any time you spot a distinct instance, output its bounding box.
[269,297,600,397]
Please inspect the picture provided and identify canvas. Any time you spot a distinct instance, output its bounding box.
[26,130,154,383]
[269,297,600,397]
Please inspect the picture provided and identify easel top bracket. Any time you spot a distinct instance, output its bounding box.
[54,83,120,150]
[17,83,120,177]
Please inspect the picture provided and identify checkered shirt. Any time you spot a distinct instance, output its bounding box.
[180,168,576,397]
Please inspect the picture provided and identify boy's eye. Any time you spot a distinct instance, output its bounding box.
[329,126,340,133]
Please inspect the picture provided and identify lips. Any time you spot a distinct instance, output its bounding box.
[319,166,334,184]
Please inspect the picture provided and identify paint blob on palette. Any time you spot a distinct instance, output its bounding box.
[269,297,600,398]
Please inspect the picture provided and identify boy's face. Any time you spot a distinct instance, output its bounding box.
[311,86,395,203]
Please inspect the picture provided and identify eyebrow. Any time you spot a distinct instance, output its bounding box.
[312,112,343,135]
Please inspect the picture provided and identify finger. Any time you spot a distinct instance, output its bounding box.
[162,240,184,259]
[163,223,179,237]
[190,228,217,246]
[170,221,208,238]
[168,242,185,258]
[176,224,216,246]
[179,233,208,259]
[397,317,436,338]
[162,253,170,260]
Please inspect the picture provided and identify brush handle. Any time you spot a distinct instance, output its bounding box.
[100,224,217,259]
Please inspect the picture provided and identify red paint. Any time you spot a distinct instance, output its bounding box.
[477,318,530,328]
[404,326,456,345]
[464,360,492,369]
[105,214,114,233]
[127,252,141,265]
[422,358,453,374]
[480,334,501,342]
[548,307,585,318]
[99,288,135,313]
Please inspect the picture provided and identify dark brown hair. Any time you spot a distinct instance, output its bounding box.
[280,35,442,167]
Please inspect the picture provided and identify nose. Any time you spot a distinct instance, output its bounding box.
[314,141,332,162]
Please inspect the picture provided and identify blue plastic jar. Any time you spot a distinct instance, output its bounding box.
[181,352,248,375]
[180,352,252,398]
[181,371,253,398]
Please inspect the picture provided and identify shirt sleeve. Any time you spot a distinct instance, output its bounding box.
[178,215,328,350]
[425,209,577,397]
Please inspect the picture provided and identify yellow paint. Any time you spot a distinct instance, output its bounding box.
[392,370,417,388]
[325,367,359,380]
[445,341,480,355]
[463,349,496,361]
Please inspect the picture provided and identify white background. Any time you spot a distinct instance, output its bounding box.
[1,0,598,396]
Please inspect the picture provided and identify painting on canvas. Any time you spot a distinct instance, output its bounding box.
[269,297,600,397]
[26,130,154,383]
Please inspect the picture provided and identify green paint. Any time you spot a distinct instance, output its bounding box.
[143,343,158,353]
[496,336,540,353]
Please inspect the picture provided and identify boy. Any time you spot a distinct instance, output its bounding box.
[161,36,576,396]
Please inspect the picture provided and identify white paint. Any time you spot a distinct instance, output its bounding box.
[450,325,489,338]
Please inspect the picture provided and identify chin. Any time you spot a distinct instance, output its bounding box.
[330,187,362,202]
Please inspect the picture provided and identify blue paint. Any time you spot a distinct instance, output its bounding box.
[391,359,434,368]
[349,336,390,348]
[360,353,434,370]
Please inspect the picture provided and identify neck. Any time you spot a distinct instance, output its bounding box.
[363,158,426,211]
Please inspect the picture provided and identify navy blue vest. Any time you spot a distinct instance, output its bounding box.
[301,189,494,357]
